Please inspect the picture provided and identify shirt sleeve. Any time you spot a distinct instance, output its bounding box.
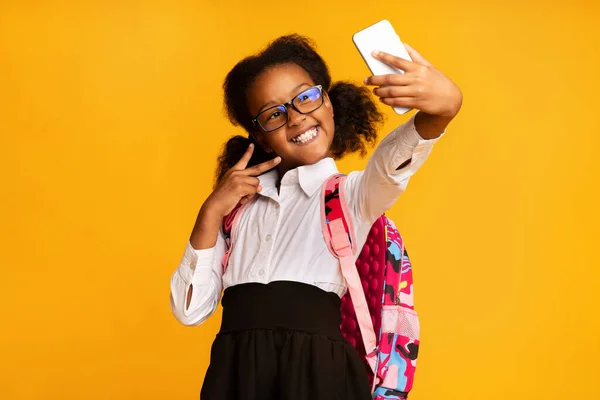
[345,112,445,247]
[169,230,226,326]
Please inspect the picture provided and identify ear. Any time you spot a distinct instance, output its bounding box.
[323,91,334,117]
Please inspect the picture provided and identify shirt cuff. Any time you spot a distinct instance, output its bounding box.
[393,113,443,163]
[400,112,445,147]
[177,241,216,285]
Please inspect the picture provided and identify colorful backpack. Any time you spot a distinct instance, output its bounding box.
[221,173,421,400]
[321,174,420,400]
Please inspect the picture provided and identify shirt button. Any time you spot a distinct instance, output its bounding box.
[258,269,265,277]
[275,203,280,210]
[266,234,272,242]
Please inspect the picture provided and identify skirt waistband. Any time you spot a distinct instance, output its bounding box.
[220,281,344,341]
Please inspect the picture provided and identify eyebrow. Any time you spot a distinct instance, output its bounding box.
[257,83,312,114]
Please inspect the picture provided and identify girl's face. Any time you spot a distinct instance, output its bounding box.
[246,63,335,173]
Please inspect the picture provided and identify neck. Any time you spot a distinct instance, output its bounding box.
[276,162,296,179]
[275,165,288,194]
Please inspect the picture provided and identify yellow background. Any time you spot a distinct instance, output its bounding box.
[1,1,599,399]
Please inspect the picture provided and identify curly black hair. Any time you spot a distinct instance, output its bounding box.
[215,34,385,184]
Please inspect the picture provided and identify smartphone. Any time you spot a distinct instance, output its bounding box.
[353,20,413,114]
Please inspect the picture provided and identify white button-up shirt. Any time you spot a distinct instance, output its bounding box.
[170,114,444,326]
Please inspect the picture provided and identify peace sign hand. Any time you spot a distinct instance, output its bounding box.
[206,144,281,218]
[364,43,462,119]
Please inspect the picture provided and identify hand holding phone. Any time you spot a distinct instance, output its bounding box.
[353,20,413,114]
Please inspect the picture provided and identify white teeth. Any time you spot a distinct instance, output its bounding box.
[291,127,318,144]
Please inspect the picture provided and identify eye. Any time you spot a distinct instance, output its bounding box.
[268,110,283,120]
[298,88,320,103]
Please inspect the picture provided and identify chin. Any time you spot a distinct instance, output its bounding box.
[281,138,332,168]
[300,150,329,166]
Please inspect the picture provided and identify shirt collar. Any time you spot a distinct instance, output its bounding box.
[258,157,339,198]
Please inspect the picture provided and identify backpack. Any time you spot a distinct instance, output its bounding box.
[221,173,421,400]
[321,174,420,400]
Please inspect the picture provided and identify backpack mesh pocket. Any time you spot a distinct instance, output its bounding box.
[381,305,420,340]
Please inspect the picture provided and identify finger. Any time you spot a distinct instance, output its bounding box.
[373,86,417,98]
[245,156,281,176]
[240,176,260,188]
[403,43,433,67]
[231,175,260,194]
[238,183,260,198]
[239,193,256,205]
[372,50,417,73]
[364,74,413,87]
[232,143,255,171]
[379,97,417,107]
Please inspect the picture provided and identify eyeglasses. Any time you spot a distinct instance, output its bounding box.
[251,85,324,133]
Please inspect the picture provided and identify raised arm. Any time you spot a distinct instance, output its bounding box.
[170,144,281,326]
[347,43,462,237]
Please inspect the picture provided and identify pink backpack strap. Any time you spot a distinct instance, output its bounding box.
[221,201,252,273]
[321,174,378,373]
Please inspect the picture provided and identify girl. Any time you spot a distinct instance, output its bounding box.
[170,34,462,400]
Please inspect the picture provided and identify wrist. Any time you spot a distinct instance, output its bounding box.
[189,203,223,250]
[414,111,452,140]
[199,200,225,223]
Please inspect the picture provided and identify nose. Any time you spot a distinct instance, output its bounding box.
[286,106,306,127]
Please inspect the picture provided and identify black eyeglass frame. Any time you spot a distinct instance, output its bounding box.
[251,85,324,133]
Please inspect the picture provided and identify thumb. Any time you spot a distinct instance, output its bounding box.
[403,43,433,67]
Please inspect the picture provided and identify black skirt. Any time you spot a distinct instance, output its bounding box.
[200,281,372,400]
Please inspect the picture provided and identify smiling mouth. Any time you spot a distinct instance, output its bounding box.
[290,126,319,144]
